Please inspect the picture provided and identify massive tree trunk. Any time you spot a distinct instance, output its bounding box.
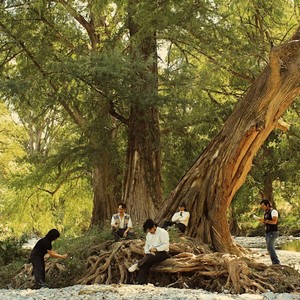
[157,25,300,254]
[123,3,163,222]
[124,105,162,222]
[91,157,118,225]
[90,99,120,225]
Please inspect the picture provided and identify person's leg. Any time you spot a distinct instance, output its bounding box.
[117,228,126,238]
[112,228,126,241]
[266,231,280,264]
[31,256,46,288]
[162,220,174,229]
[41,258,46,284]
[175,223,186,233]
[137,252,169,284]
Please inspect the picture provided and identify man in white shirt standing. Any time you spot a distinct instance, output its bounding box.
[163,202,190,233]
[128,219,169,285]
[111,203,133,241]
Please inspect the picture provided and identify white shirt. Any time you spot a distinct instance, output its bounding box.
[111,213,132,229]
[171,211,190,227]
[144,227,169,254]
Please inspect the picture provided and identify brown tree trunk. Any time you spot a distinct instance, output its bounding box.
[124,105,162,222]
[261,174,275,207]
[123,3,163,222]
[90,101,121,225]
[91,158,119,225]
[157,25,300,254]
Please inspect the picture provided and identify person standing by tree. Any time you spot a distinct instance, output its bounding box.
[258,199,280,265]
[111,203,133,241]
[128,219,169,285]
[162,202,190,233]
[30,229,68,289]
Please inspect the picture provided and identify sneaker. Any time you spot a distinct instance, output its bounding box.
[128,263,139,272]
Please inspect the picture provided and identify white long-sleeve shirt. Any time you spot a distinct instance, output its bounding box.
[171,211,190,227]
[144,227,169,254]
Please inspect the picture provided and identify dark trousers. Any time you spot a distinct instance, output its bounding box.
[137,251,169,285]
[30,255,46,288]
[112,228,134,241]
[162,220,186,233]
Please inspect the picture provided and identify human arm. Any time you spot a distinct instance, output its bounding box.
[180,211,190,226]
[171,212,180,222]
[144,233,151,254]
[150,229,169,253]
[264,216,278,225]
[47,250,68,259]
[111,215,119,228]
[123,216,133,236]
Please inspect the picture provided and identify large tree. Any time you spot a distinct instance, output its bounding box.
[157,25,300,254]
[0,0,165,224]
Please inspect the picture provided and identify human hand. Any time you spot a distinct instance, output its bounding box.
[62,254,68,259]
[123,231,128,237]
[150,247,157,253]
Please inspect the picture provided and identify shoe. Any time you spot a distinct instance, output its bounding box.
[128,263,139,272]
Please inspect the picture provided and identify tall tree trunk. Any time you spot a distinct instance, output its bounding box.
[124,105,162,222]
[157,25,300,255]
[124,3,163,222]
[261,174,275,207]
[91,157,118,225]
[90,101,121,225]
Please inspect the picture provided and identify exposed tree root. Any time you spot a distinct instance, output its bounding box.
[12,237,300,294]
[12,260,66,289]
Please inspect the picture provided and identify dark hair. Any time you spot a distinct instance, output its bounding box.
[179,202,187,211]
[143,219,157,232]
[46,229,60,241]
[260,199,271,206]
[118,203,126,209]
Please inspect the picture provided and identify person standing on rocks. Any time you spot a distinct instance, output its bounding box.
[30,229,68,289]
[128,219,170,284]
[258,199,280,265]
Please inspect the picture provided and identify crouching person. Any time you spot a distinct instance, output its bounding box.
[111,203,133,241]
[128,219,169,285]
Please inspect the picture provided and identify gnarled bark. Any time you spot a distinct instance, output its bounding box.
[123,2,163,222]
[157,24,300,254]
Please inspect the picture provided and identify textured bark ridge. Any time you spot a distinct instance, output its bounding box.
[157,24,300,254]
[13,238,300,294]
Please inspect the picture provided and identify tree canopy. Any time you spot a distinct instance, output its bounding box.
[0,0,299,241]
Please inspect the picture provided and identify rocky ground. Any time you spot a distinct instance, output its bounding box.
[1,236,300,300]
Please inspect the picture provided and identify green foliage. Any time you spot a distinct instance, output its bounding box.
[1,0,300,238]
[0,232,28,266]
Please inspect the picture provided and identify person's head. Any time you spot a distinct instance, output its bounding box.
[46,229,60,241]
[143,219,157,234]
[178,202,186,211]
[118,203,126,213]
[260,199,271,211]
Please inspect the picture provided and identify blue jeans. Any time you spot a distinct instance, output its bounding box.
[265,231,280,264]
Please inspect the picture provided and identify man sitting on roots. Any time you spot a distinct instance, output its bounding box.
[111,203,134,241]
[162,202,190,233]
[128,219,170,285]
